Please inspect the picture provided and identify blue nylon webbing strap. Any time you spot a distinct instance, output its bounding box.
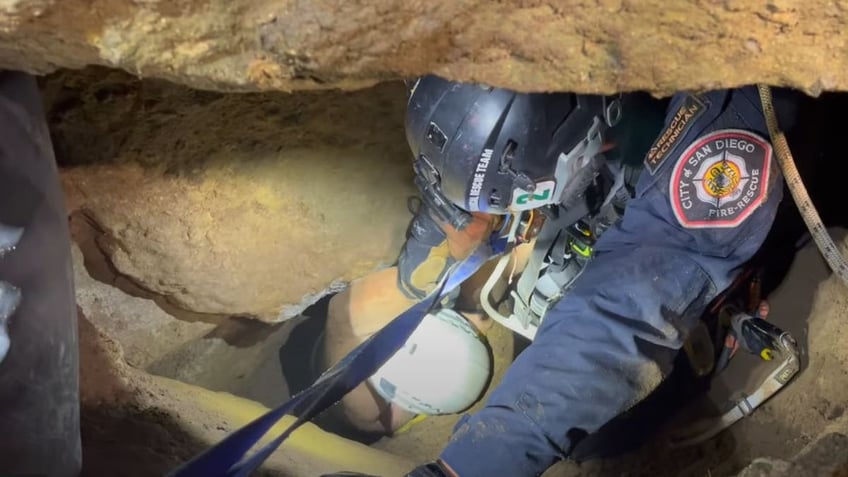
[168,242,503,477]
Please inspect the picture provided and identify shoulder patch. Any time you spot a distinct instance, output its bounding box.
[645,94,706,175]
[670,129,772,229]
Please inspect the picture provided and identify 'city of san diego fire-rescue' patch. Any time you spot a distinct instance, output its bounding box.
[670,129,772,229]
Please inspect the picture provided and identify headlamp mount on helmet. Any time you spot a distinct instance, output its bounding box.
[413,154,472,231]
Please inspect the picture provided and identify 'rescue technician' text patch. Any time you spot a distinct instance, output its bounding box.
[644,94,705,175]
[670,129,772,229]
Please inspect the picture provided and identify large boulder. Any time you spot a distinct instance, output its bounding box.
[1,0,847,95]
[71,239,215,370]
[51,68,415,321]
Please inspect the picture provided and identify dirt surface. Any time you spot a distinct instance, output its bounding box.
[737,432,848,477]
[46,67,415,322]
[4,0,848,95]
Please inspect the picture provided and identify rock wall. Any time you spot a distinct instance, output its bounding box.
[2,0,848,96]
[49,67,415,322]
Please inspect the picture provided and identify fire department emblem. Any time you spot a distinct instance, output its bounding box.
[670,129,772,229]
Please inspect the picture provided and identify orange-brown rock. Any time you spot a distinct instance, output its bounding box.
[50,68,415,321]
[2,1,847,96]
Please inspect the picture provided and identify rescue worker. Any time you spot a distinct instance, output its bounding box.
[324,75,799,477]
[322,76,649,433]
[322,76,665,434]
[0,71,81,476]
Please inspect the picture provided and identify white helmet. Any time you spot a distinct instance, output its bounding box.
[368,307,492,415]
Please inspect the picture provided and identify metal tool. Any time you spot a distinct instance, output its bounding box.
[714,271,767,373]
[669,314,800,447]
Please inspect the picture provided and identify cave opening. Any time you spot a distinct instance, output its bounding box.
[44,66,848,477]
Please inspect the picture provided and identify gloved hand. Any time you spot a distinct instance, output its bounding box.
[398,203,498,300]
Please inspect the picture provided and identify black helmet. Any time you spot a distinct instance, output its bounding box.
[405,75,621,216]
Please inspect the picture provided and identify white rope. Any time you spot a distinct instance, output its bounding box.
[758,85,848,285]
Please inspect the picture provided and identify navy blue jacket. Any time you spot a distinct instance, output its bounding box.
[439,87,792,476]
